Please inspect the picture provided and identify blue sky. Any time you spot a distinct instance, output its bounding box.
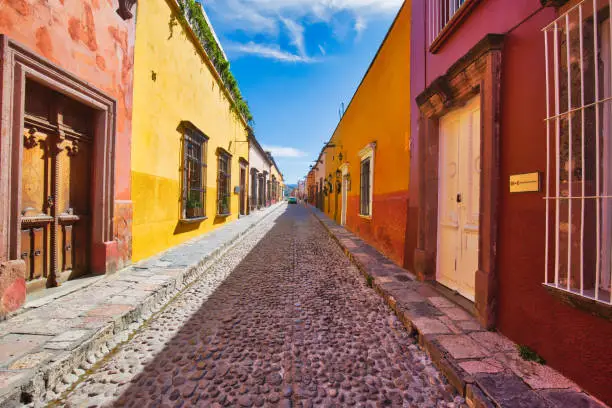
[201,0,404,185]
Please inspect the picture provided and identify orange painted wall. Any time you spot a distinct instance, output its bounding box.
[324,3,411,267]
[0,0,135,267]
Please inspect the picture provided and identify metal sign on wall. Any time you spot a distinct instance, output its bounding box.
[509,172,541,193]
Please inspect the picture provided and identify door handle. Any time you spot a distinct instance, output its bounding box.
[456,193,462,203]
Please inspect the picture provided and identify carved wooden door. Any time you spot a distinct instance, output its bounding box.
[21,81,93,286]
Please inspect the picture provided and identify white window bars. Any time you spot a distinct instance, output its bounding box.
[543,0,612,304]
[428,0,468,47]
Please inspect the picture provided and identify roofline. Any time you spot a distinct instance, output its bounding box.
[248,133,271,164]
[324,0,407,146]
[169,0,249,128]
[198,3,228,60]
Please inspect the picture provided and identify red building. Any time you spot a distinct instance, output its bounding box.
[409,0,612,403]
[0,0,136,315]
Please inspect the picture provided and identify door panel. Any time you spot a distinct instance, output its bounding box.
[437,97,481,301]
[21,80,93,285]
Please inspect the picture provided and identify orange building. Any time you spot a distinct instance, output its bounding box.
[315,2,411,267]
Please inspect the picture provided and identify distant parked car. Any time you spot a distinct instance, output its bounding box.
[288,197,297,204]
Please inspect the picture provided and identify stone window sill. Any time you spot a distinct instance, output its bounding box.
[179,217,208,224]
[358,214,372,220]
[543,283,612,321]
[216,213,231,218]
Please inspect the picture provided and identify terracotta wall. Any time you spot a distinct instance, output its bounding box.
[410,0,612,403]
[323,3,411,267]
[0,0,135,268]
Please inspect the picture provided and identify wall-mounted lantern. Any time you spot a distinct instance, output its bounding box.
[338,152,343,162]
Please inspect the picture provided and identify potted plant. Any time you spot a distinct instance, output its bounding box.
[218,196,230,215]
[186,194,203,218]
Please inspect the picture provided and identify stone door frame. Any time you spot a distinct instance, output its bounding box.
[0,36,118,277]
[414,34,504,328]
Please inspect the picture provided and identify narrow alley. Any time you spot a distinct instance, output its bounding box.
[55,205,461,407]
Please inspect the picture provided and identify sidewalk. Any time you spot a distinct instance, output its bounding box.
[0,204,285,407]
[310,207,607,408]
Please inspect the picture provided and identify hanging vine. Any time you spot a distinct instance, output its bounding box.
[176,0,254,124]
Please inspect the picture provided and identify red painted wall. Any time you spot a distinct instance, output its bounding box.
[0,0,135,267]
[410,0,612,404]
[347,191,410,267]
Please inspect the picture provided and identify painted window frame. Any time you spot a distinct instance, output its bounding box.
[217,149,232,216]
[359,143,376,218]
[181,124,208,221]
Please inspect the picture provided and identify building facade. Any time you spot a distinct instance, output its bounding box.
[269,156,284,204]
[130,0,250,262]
[0,0,137,315]
[248,133,272,212]
[315,3,412,267]
[410,0,612,403]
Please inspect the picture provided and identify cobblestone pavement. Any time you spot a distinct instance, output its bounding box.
[55,205,463,408]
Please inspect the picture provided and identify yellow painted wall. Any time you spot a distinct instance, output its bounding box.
[322,3,411,265]
[270,165,284,200]
[131,0,249,261]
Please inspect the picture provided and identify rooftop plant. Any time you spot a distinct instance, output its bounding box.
[177,0,254,125]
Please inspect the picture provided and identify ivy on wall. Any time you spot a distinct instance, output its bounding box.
[177,0,254,125]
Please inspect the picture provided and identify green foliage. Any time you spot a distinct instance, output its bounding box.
[517,345,546,365]
[177,0,254,124]
[366,275,373,288]
[186,193,202,209]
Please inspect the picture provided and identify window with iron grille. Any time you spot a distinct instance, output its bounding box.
[428,0,468,47]
[543,0,612,304]
[183,127,207,219]
[217,151,231,215]
[360,159,371,216]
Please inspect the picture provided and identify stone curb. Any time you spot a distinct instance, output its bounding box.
[0,204,285,407]
[308,206,608,408]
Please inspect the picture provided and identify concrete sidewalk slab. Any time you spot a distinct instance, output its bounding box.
[310,207,608,408]
[0,204,285,407]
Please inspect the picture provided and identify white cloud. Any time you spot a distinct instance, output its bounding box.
[202,0,402,62]
[262,145,308,158]
[354,15,367,39]
[280,17,306,57]
[228,42,317,63]
[318,44,326,55]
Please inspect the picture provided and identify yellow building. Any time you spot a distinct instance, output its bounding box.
[131,0,250,261]
[318,2,411,267]
[269,158,285,204]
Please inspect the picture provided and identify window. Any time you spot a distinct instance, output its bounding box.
[428,0,468,47]
[543,0,612,304]
[217,150,231,215]
[359,143,375,217]
[360,159,371,216]
[183,126,208,219]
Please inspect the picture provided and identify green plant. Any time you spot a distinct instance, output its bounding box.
[366,275,373,288]
[517,345,546,365]
[186,194,202,209]
[176,0,254,124]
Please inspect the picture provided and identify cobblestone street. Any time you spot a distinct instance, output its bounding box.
[56,205,462,408]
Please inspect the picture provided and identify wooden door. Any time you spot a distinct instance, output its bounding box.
[240,167,246,215]
[437,96,481,301]
[21,80,93,286]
